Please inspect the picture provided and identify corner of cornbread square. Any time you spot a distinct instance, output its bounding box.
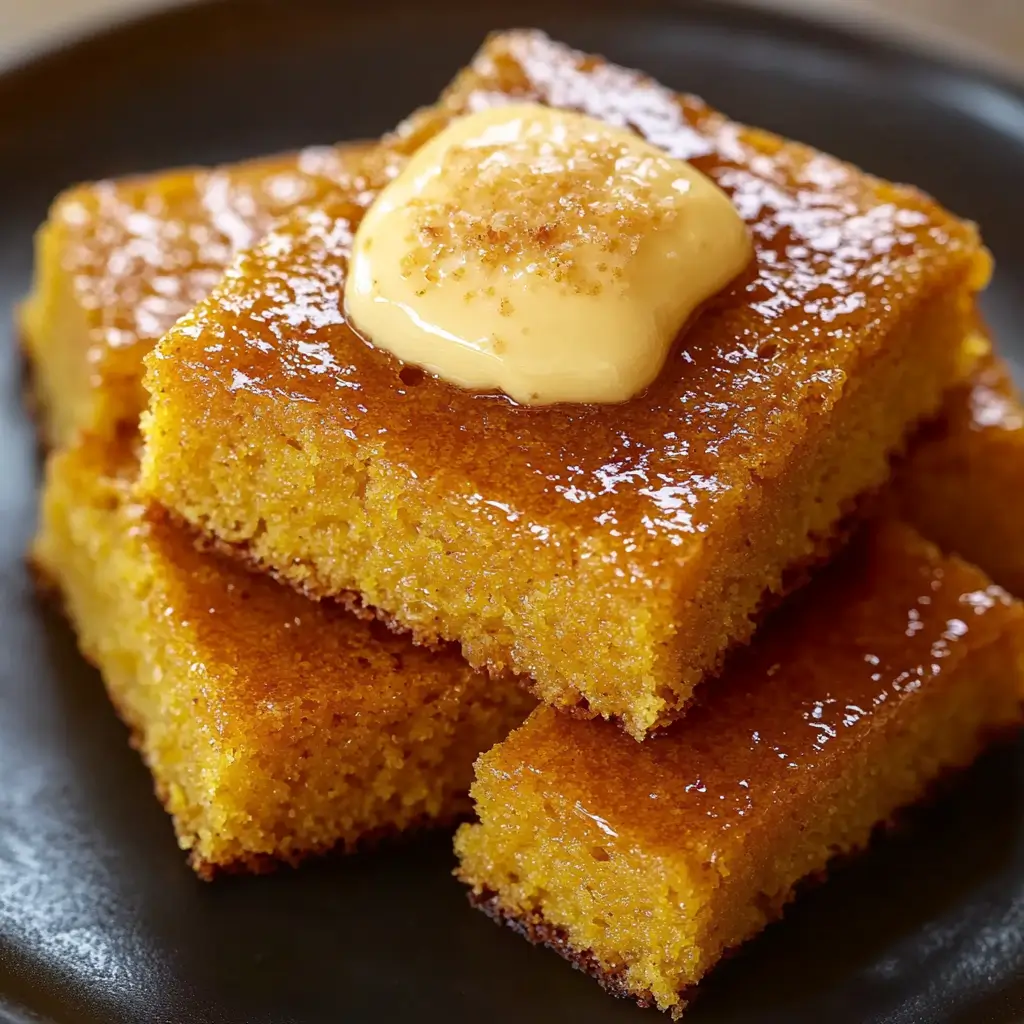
[33,435,533,877]
[455,522,1024,1015]
[19,143,370,448]
[140,30,991,738]
[897,355,1024,596]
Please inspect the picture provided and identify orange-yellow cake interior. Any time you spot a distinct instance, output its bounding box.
[23,92,1024,899]
[140,30,990,738]
[456,522,1024,1015]
[32,434,533,877]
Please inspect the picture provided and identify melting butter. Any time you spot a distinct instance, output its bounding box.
[346,103,752,405]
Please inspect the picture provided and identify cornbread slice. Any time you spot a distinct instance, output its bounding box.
[455,522,1024,1015]
[20,143,370,448]
[141,31,990,738]
[32,436,533,877]
[898,355,1024,595]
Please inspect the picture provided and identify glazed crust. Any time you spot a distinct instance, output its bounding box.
[465,740,1022,1016]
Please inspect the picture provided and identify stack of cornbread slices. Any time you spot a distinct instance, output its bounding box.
[22,29,1024,1016]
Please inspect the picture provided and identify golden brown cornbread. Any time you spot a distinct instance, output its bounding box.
[21,127,1024,883]
[33,436,533,877]
[455,522,1024,1015]
[897,356,1024,596]
[141,31,990,738]
[20,143,370,448]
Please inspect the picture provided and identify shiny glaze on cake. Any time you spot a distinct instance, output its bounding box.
[34,144,371,429]
[53,437,491,717]
[162,30,987,549]
[481,521,1020,851]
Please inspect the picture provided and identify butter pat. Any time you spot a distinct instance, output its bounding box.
[346,104,752,405]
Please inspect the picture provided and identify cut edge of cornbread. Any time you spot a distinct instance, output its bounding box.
[460,701,1018,1015]
[455,526,1024,1015]
[32,435,533,878]
[18,231,109,451]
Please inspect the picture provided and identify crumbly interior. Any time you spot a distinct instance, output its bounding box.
[457,542,1024,1015]
[33,437,533,876]
[142,287,981,739]
[897,357,1024,595]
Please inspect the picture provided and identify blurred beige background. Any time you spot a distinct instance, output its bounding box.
[1,0,1022,75]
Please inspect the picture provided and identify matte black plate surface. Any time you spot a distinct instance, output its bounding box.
[2,2,1024,1021]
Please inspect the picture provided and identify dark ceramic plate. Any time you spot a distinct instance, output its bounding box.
[2,2,1024,1022]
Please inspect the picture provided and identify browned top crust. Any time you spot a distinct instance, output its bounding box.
[149,29,988,551]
